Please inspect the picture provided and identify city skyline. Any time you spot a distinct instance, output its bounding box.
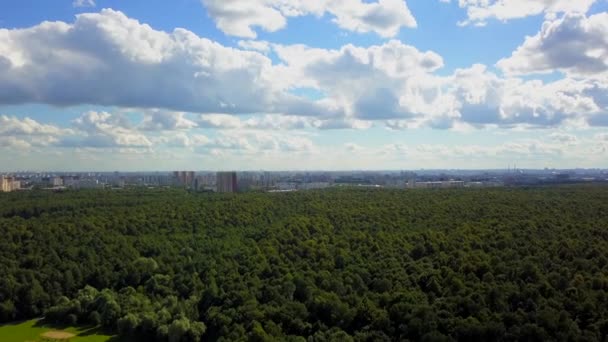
[3,168,606,194]
[1,0,607,171]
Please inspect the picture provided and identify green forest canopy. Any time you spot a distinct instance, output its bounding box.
[0,186,607,341]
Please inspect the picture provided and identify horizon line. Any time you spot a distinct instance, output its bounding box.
[2,168,608,174]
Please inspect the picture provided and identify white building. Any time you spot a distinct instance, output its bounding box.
[0,176,10,192]
[51,177,63,187]
[0,176,21,192]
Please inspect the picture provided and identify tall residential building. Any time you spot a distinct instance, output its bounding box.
[0,176,9,192]
[173,171,196,188]
[11,180,21,191]
[0,176,20,192]
[216,172,237,193]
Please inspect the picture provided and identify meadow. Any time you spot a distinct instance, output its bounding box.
[0,318,118,342]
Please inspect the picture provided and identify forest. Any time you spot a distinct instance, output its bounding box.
[0,186,607,341]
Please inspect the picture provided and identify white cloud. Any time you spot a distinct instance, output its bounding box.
[0,9,360,120]
[73,0,96,8]
[455,0,597,26]
[497,12,608,77]
[0,115,70,136]
[201,0,288,38]
[198,114,244,129]
[201,0,416,38]
[68,111,153,148]
[272,39,607,129]
[313,118,373,130]
[0,9,287,115]
[0,115,71,150]
[0,136,34,150]
[328,0,418,37]
[237,40,271,53]
[2,111,606,169]
[197,113,371,130]
[379,63,608,130]
[458,66,608,128]
[273,40,444,122]
[1,9,606,135]
[197,130,315,155]
[159,132,211,148]
[141,110,198,130]
[243,115,312,130]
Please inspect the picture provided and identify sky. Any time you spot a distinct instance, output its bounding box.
[0,0,607,171]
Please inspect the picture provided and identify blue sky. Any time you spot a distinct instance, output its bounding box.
[0,0,607,171]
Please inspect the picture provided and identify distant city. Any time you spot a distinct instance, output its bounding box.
[1,168,608,193]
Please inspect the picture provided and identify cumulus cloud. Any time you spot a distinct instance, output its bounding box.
[198,114,244,129]
[0,9,378,121]
[497,12,608,77]
[242,115,311,130]
[0,136,34,150]
[67,111,153,148]
[200,114,304,130]
[141,110,198,130]
[198,113,371,130]
[237,40,271,53]
[201,0,416,38]
[454,0,597,26]
[328,0,418,37]
[73,0,96,8]
[195,130,316,156]
[379,62,608,130]
[1,9,606,134]
[273,39,444,121]
[0,115,72,150]
[159,132,211,148]
[313,118,373,130]
[0,110,320,156]
[0,9,288,115]
[2,111,606,169]
[0,115,71,136]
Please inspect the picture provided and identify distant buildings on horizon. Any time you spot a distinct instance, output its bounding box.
[216,171,238,193]
[0,176,21,192]
[1,169,607,193]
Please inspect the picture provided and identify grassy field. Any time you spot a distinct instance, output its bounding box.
[0,319,120,342]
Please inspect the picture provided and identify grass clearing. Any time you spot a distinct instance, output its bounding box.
[0,319,120,342]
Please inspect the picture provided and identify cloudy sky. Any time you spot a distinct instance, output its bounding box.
[1,0,607,171]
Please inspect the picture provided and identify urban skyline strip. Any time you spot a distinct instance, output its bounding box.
[2,168,606,193]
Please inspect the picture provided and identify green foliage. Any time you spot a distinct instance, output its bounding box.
[1,186,608,341]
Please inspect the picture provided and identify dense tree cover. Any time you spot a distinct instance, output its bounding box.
[1,186,608,341]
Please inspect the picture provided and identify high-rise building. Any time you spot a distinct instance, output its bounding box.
[0,176,20,192]
[0,176,9,192]
[173,171,196,188]
[216,172,237,193]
